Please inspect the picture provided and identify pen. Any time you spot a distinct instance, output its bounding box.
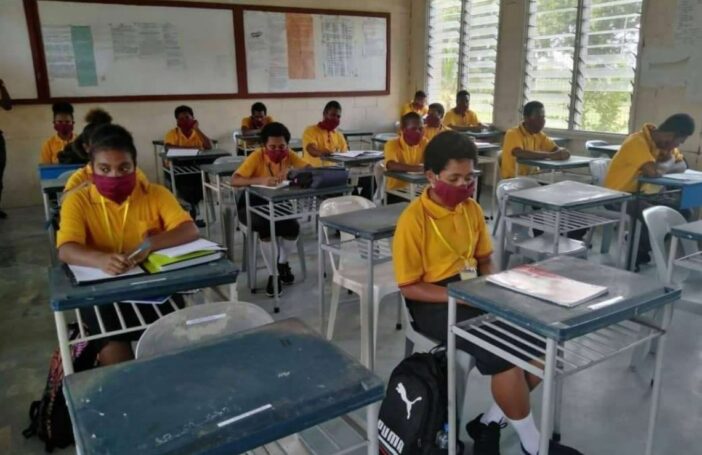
[127,240,151,261]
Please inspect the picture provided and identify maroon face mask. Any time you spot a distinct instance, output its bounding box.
[402,128,423,146]
[265,147,289,164]
[177,118,196,135]
[54,122,74,137]
[92,172,137,204]
[432,179,475,207]
[318,118,340,131]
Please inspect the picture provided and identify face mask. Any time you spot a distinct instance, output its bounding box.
[177,118,196,134]
[432,178,475,207]
[265,147,289,164]
[92,172,137,204]
[402,128,423,146]
[319,117,340,131]
[424,116,441,128]
[54,122,74,137]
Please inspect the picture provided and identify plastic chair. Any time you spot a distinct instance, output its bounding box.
[373,161,387,205]
[586,158,624,254]
[495,178,587,269]
[319,196,402,358]
[401,297,476,440]
[135,300,273,359]
[56,170,76,183]
[586,140,609,157]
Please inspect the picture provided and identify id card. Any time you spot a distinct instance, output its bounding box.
[460,266,477,281]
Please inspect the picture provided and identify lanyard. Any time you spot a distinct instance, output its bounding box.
[99,196,131,253]
[428,207,474,265]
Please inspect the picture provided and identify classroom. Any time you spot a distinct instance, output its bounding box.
[0,0,701,454]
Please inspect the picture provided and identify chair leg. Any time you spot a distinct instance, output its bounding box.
[297,237,307,281]
[373,291,381,363]
[326,283,342,340]
[601,225,613,254]
[395,293,403,330]
[251,235,259,291]
[241,233,248,273]
[404,338,414,358]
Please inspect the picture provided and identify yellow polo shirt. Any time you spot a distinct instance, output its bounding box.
[384,136,429,190]
[301,124,348,167]
[604,123,681,193]
[401,102,429,117]
[241,115,274,130]
[164,127,206,149]
[40,133,76,164]
[423,124,446,143]
[57,180,192,253]
[393,189,492,286]
[63,165,149,192]
[235,148,308,179]
[500,124,557,179]
[444,109,480,129]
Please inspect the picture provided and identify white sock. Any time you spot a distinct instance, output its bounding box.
[508,412,540,455]
[279,238,297,264]
[480,402,506,425]
[259,240,274,275]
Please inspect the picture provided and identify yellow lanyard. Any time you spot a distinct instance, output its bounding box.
[99,196,131,253]
[428,207,474,266]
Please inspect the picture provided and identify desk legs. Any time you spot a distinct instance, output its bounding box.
[269,200,281,311]
[361,240,375,369]
[539,339,558,454]
[216,175,225,244]
[366,402,380,455]
[645,303,673,455]
[54,311,74,375]
[202,171,211,239]
[42,193,51,222]
[447,296,458,455]
[318,220,326,332]
[617,201,629,269]
[245,192,255,292]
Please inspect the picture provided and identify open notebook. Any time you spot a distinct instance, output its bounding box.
[166,148,200,158]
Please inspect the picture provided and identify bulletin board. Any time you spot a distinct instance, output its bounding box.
[0,0,40,100]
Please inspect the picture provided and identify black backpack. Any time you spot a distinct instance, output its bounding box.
[378,349,461,455]
[23,323,99,452]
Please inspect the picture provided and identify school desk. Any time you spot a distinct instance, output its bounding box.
[587,143,620,158]
[153,139,220,184]
[340,129,374,149]
[64,318,384,455]
[515,155,598,184]
[159,148,230,204]
[321,152,385,198]
[445,256,680,455]
[461,129,503,142]
[49,258,239,375]
[370,132,398,150]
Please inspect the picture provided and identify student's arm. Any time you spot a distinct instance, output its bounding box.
[0,79,12,111]
[232,173,280,187]
[303,127,331,158]
[384,140,423,172]
[512,147,570,161]
[639,161,661,178]
[58,243,134,275]
[400,282,449,303]
[193,120,212,150]
[145,221,199,253]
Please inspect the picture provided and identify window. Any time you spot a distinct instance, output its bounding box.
[523,0,643,133]
[426,0,501,122]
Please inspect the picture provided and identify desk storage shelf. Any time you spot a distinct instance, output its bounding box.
[674,250,702,273]
[507,210,617,234]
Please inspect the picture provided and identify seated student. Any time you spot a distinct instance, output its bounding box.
[423,102,446,142]
[400,90,429,117]
[385,112,429,194]
[40,102,76,164]
[604,113,695,266]
[57,124,198,366]
[501,101,570,179]
[164,105,213,224]
[241,102,274,135]
[232,122,309,297]
[302,100,348,167]
[393,131,582,455]
[443,90,485,132]
[58,108,112,164]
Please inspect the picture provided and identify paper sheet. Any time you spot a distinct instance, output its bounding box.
[166,148,200,157]
[155,239,224,258]
[251,180,290,190]
[68,264,144,284]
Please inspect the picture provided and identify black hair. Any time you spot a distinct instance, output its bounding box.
[260,122,291,145]
[85,108,112,125]
[323,100,342,113]
[523,101,544,118]
[400,112,422,128]
[456,90,470,99]
[424,131,477,173]
[52,101,74,118]
[414,90,427,99]
[659,113,695,137]
[89,123,137,164]
[174,105,194,118]
[428,102,445,117]
[251,102,267,115]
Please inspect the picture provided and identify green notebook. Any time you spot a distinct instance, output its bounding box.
[143,250,223,274]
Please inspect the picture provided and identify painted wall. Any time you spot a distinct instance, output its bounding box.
[0,0,414,208]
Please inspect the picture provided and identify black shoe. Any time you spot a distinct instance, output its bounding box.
[521,440,583,455]
[277,262,295,285]
[636,251,651,266]
[0,209,6,219]
[467,413,505,455]
[195,219,206,228]
[265,276,283,297]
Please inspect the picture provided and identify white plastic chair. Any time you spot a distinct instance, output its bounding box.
[319,196,402,357]
[586,140,609,157]
[586,158,624,254]
[372,161,387,205]
[495,178,587,269]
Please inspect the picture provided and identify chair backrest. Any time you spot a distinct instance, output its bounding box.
[588,158,611,187]
[319,196,376,272]
[373,161,387,204]
[232,129,241,143]
[642,206,698,284]
[495,177,540,206]
[586,140,610,158]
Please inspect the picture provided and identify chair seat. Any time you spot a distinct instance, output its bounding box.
[333,260,398,297]
[516,235,587,257]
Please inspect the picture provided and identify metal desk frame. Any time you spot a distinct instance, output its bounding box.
[515,155,598,185]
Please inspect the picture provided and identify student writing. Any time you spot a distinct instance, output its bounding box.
[302,100,348,167]
[385,112,429,193]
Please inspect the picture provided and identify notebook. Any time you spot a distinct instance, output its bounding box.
[166,148,200,158]
[67,264,145,285]
[251,180,290,190]
[486,265,608,307]
[142,250,224,274]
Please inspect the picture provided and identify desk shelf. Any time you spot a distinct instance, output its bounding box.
[674,251,702,273]
[506,209,617,234]
[451,313,664,379]
[171,165,202,176]
[249,198,321,222]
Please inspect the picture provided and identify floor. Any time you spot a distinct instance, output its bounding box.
[1,204,701,455]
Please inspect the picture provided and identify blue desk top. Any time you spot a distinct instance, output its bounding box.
[639,175,702,188]
[64,318,384,455]
[448,256,680,341]
[517,155,597,170]
[671,220,702,241]
[247,184,353,202]
[507,180,630,210]
[319,203,408,240]
[49,259,239,311]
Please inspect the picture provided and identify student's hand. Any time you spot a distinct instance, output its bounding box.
[657,149,673,162]
[98,253,133,275]
[553,148,570,160]
[259,176,281,186]
[127,245,152,266]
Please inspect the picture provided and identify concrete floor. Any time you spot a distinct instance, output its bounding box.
[1,204,701,454]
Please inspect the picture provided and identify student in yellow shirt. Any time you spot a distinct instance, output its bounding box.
[241,102,274,134]
[604,113,695,266]
[423,103,446,142]
[393,130,582,455]
[40,102,76,164]
[57,108,112,165]
[302,100,348,167]
[444,90,484,132]
[400,90,428,117]
[500,101,570,179]
[57,124,198,366]
[385,112,429,195]
[232,122,309,297]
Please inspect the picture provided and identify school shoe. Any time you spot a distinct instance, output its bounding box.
[266,276,284,297]
[277,262,295,285]
[520,440,584,455]
[466,413,505,455]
